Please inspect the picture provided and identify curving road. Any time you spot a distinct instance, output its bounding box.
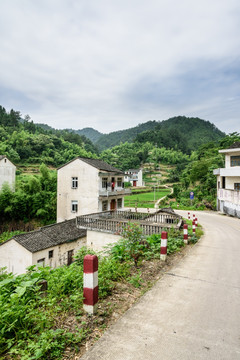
[79,211,240,360]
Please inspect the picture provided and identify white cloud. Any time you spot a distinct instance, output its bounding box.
[0,0,239,133]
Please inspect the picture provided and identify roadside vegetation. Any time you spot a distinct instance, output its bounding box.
[0,223,202,359]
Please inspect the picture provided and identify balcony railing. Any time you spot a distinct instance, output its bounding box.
[99,188,132,197]
[76,209,182,235]
[218,189,240,206]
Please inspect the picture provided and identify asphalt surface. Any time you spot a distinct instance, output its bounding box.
[79,211,240,360]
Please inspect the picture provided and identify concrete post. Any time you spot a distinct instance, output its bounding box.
[192,220,196,235]
[183,224,188,244]
[83,255,98,314]
[160,231,168,261]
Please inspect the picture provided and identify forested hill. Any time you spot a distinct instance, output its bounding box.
[88,116,225,152]
[74,127,103,143]
[135,116,225,153]
[94,120,158,150]
[0,106,98,166]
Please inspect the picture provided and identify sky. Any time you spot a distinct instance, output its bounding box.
[0,0,240,134]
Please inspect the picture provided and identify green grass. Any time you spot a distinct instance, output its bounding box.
[124,189,171,208]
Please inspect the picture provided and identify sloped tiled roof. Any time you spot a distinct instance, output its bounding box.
[58,157,124,174]
[3,219,86,253]
[0,155,6,160]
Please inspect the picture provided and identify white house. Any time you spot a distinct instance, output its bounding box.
[0,219,87,275]
[213,142,240,218]
[124,168,144,187]
[0,155,16,191]
[57,157,131,223]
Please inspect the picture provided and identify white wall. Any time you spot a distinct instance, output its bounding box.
[86,230,121,252]
[32,237,86,267]
[226,176,240,190]
[57,159,99,222]
[0,158,16,191]
[0,240,32,274]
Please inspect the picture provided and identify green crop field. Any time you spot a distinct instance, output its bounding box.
[124,189,171,208]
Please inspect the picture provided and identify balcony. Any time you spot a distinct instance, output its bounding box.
[99,188,132,197]
[213,167,240,177]
[218,189,240,206]
[76,209,182,235]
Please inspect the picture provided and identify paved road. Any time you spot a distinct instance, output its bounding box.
[80,211,240,360]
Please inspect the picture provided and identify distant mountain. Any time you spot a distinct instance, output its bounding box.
[95,120,158,151]
[35,123,56,132]
[135,116,225,153]
[73,127,103,143]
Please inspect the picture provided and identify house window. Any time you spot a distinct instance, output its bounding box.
[102,177,108,189]
[67,250,74,265]
[117,178,122,187]
[102,201,108,211]
[48,250,54,259]
[231,156,240,167]
[71,200,78,212]
[37,258,45,266]
[117,198,122,209]
[4,159,7,163]
[72,177,78,188]
[234,183,240,191]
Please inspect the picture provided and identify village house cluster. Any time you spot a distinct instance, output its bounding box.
[1,140,240,275]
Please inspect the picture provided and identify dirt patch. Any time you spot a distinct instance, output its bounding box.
[62,244,193,360]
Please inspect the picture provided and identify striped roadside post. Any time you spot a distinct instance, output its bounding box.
[160,231,168,261]
[193,214,195,221]
[188,212,190,220]
[83,255,98,315]
[195,218,198,226]
[183,224,188,244]
[192,219,196,235]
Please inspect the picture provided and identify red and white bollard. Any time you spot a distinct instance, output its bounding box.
[193,214,195,221]
[192,220,196,235]
[195,218,198,226]
[188,212,190,220]
[83,255,98,314]
[160,231,168,261]
[183,224,188,244]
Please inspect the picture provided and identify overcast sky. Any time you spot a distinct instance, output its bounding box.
[0,0,239,134]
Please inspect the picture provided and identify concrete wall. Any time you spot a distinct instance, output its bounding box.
[86,230,122,252]
[57,159,99,222]
[0,240,32,274]
[0,157,16,191]
[32,236,86,268]
[220,200,240,218]
[225,152,240,168]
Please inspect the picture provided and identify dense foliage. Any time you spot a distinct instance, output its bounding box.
[0,164,57,226]
[0,106,97,167]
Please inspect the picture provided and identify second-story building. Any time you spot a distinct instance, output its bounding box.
[213,142,240,218]
[57,157,131,223]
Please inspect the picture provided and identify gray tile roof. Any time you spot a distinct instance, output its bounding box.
[58,157,124,174]
[5,219,86,253]
[0,155,6,160]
